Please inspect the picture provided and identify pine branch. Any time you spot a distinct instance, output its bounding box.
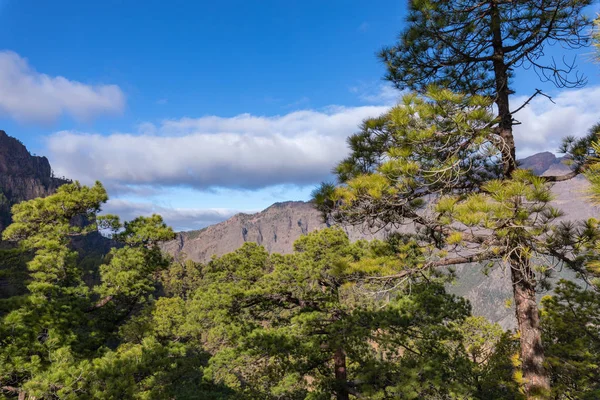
[86,294,114,312]
[510,89,554,116]
[359,252,499,282]
[543,170,579,182]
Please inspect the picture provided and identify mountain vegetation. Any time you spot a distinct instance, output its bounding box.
[1,181,599,399]
[3,1,600,400]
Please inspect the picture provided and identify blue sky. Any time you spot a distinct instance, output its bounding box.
[1,0,600,230]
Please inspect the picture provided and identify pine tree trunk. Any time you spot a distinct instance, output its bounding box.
[334,347,350,400]
[510,259,551,398]
[490,2,549,397]
[490,0,516,176]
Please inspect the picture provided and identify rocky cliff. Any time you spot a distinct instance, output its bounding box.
[518,151,563,175]
[162,201,390,261]
[0,131,116,297]
[0,130,70,232]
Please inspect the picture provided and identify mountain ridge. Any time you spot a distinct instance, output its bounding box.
[165,152,593,262]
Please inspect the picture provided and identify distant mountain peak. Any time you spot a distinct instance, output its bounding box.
[518,151,563,176]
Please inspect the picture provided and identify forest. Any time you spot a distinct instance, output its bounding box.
[2,1,600,399]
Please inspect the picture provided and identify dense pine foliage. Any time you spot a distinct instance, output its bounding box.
[3,1,600,399]
[0,180,600,399]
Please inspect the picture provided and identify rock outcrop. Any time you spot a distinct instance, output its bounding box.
[518,151,563,176]
[162,201,388,262]
[0,130,70,231]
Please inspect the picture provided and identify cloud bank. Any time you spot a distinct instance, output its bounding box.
[47,86,600,193]
[48,105,389,190]
[512,86,600,157]
[0,51,125,123]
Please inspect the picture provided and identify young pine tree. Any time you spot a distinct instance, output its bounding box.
[541,280,600,399]
[0,182,178,399]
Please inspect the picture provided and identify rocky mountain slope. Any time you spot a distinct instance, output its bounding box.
[162,201,389,261]
[0,130,70,232]
[163,152,599,328]
[166,151,594,262]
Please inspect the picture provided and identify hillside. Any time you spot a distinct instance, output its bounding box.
[165,152,596,262]
[0,131,114,297]
[162,201,391,261]
[163,153,599,328]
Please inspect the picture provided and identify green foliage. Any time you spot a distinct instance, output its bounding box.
[452,317,523,399]
[160,258,203,299]
[316,90,593,286]
[0,182,220,399]
[594,15,600,59]
[0,248,29,300]
[5,181,590,399]
[542,280,600,399]
[188,228,507,399]
[380,0,592,95]
[313,85,600,397]
[4,3,598,397]
[584,131,600,205]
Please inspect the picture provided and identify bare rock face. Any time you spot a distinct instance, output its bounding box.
[162,201,387,262]
[518,151,562,176]
[0,130,69,232]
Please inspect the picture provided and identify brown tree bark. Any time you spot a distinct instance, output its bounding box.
[490,0,516,176]
[334,347,350,400]
[490,2,549,396]
[510,258,551,398]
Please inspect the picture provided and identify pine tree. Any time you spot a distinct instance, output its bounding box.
[0,182,179,399]
[541,280,600,399]
[528,134,600,398]
[314,87,599,399]
[379,0,592,176]
[318,1,594,397]
[188,228,477,399]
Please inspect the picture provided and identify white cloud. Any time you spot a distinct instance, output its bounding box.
[350,83,401,104]
[47,105,389,190]
[0,50,125,123]
[512,86,600,157]
[102,199,240,231]
[45,85,600,195]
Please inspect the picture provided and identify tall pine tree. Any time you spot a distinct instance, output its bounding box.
[315,2,595,397]
[314,86,599,399]
[380,0,592,176]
